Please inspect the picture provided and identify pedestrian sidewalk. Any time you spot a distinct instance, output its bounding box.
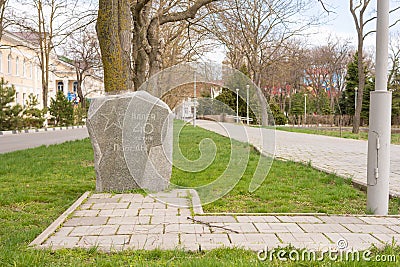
[196,120,400,197]
[31,190,400,252]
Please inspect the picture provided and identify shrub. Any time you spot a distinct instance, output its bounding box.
[49,91,74,126]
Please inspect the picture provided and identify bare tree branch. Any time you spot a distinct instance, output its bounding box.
[317,0,335,14]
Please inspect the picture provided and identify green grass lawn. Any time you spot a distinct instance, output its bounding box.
[276,126,400,145]
[173,121,400,214]
[0,122,399,266]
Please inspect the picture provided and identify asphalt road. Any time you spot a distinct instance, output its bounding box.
[0,128,89,154]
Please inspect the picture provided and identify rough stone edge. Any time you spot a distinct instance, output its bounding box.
[189,189,203,214]
[29,191,91,247]
[0,125,86,136]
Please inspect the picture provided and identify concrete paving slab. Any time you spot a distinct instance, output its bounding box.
[211,223,258,233]
[277,216,323,224]
[317,215,366,224]
[276,233,332,249]
[254,223,304,233]
[325,233,383,250]
[236,216,280,223]
[343,224,397,234]
[298,223,351,233]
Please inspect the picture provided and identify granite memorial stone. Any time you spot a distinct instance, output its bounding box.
[86,91,173,192]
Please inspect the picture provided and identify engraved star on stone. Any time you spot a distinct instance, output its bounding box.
[101,106,123,131]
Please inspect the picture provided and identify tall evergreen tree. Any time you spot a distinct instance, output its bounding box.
[0,78,23,130]
[341,54,358,115]
[215,88,257,123]
[340,53,372,125]
[49,91,74,126]
[23,94,45,129]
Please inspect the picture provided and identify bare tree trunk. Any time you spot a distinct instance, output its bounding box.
[96,0,132,93]
[148,21,163,78]
[131,0,217,90]
[37,0,49,108]
[350,0,369,134]
[353,38,366,133]
[75,69,85,109]
[0,0,7,41]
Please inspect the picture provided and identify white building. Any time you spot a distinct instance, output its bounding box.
[174,97,196,120]
[0,30,104,109]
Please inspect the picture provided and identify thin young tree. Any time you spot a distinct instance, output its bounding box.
[349,0,371,133]
[66,29,101,109]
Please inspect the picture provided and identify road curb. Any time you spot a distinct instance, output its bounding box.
[0,125,86,136]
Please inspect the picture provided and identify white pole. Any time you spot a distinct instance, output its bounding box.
[367,0,392,215]
[304,94,307,126]
[236,88,239,123]
[246,85,249,125]
[193,69,197,127]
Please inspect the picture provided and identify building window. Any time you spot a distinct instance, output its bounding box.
[22,59,26,77]
[73,81,78,93]
[57,81,64,92]
[22,93,26,106]
[30,62,33,78]
[7,54,11,74]
[15,92,19,104]
[16,57,19,75]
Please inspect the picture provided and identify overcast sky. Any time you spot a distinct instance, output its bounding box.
[290,0,400,47]
[206,0,400,64]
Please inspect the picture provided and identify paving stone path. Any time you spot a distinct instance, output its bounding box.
[196,120,400,197]
[31,190,400,252]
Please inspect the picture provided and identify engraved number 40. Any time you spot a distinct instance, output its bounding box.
[133,123,154,134]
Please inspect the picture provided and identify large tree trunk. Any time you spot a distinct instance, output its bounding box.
[98,0,216,92]
[131,3,150,91]
[96,0,132,93]
[148,20,163,79]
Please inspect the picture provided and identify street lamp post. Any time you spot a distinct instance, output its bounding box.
[236,89,239,123]
[246,85,250,125]
[367,0,392,215]
[304,93,307,126]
